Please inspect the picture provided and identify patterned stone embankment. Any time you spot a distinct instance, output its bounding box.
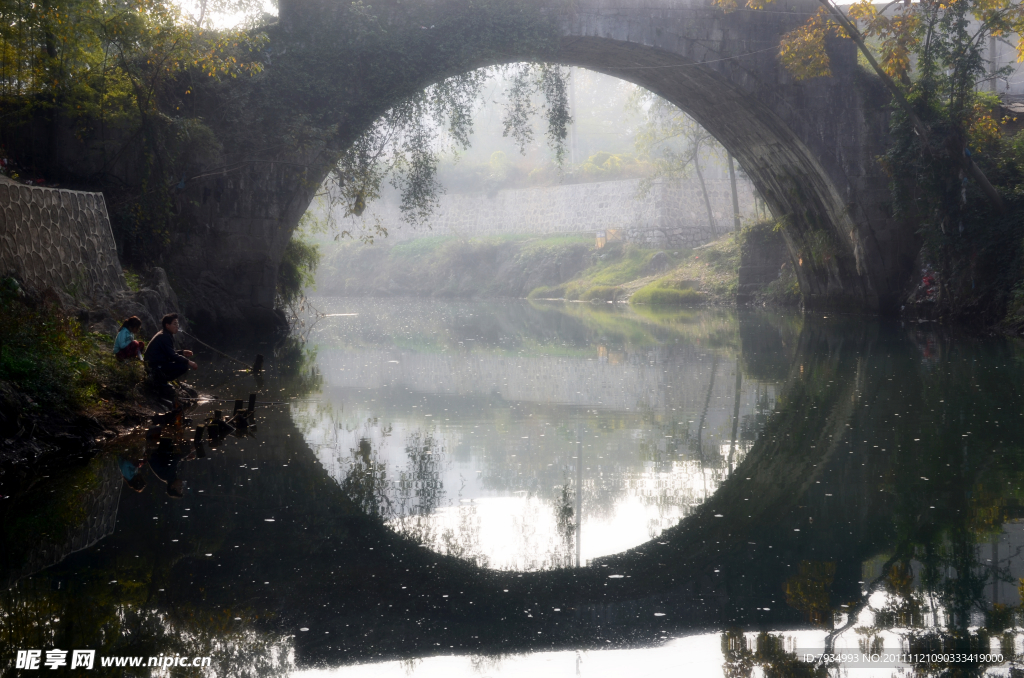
[364,178,758,250]
[0,180,125,298]
[0,178,182,335]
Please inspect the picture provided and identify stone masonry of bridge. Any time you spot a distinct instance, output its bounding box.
[363,177,758,248]
[11,0,906,334]
[0,0,911,332]
[168,0,907,329]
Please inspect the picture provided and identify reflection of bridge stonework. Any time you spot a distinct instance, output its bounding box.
[3,457,121,588]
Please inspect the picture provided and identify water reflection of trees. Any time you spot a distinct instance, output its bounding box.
[718,326,1024,678]
[332,430,500,566]
[299,304,796,571]
[0,562,294,677]
[338,432,447,519]
[553,480,576,569]
[321,378,779,569]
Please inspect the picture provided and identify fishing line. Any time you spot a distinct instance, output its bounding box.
[179,331,252,367]
[198,397,321,406]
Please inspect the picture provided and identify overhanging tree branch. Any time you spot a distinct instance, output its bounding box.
[819,0,1006,213]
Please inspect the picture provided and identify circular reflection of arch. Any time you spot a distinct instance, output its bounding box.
[299,308,791,572]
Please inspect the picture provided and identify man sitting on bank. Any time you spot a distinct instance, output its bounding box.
[144,313,197,390]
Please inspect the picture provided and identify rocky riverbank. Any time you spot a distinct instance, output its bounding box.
[0,278,195,495]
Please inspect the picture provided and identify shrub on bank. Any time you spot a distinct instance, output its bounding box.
[754,263,801,307]
[527,284,567,299]
[277,235,321,309]
[579,285,624,302]
[630,280,703,307]
[0,281,143,411]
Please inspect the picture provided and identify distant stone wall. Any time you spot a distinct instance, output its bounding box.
[363,177,758,248]
[0,180,126,297]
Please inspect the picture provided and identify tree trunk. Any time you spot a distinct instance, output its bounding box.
[694,143,717,235]
[728,367,743,469]
[989,35,997,94]
[728,154,741,232]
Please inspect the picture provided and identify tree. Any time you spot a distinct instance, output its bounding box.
[717,0,1024,316]
[317,62,572,241]
[631,91,728,234]
[716,0,1024,214]
[0,0,268,264]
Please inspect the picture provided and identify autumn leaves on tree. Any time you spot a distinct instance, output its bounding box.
[720,0,1024,317]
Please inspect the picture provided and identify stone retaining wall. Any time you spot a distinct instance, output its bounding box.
[0,180,126,298]
[0,178,185,338]
[363,178,758,248]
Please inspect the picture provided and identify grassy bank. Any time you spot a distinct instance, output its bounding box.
[625,234,742,308]
[526,241,677,301]
[529,231,743,307]
[0,281,149,470]
[317,234,596,298]
[316,228,789,309]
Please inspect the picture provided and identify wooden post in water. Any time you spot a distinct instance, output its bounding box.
[247,393,257,414]
[252,354,264,374]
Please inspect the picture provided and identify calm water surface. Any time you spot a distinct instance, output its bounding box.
[3,298,1024,677]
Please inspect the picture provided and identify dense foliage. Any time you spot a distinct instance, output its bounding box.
[718,0,1024,320]
[0,280,142,411]
[276,231,320,310]
[0,0,266,264]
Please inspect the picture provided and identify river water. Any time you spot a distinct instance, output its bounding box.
[2,298,1024,676]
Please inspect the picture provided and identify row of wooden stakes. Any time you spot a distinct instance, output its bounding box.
[147,394,259,447]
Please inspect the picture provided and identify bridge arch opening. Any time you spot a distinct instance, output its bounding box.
[287,7,896,311]
[313,64,769,252]
[168,0,908,334]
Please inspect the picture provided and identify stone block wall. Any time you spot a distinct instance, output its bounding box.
[0,179,126,298]
[360,177,757,248]
[0,178,186,338]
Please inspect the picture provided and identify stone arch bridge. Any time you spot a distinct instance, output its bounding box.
[172,0,909,331]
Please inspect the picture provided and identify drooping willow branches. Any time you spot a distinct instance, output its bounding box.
[315,62,573,242]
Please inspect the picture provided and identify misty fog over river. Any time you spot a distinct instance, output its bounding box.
[5,298,1024,677]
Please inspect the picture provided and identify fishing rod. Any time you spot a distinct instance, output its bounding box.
[179,330,263,371]
[198,397,321,406]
